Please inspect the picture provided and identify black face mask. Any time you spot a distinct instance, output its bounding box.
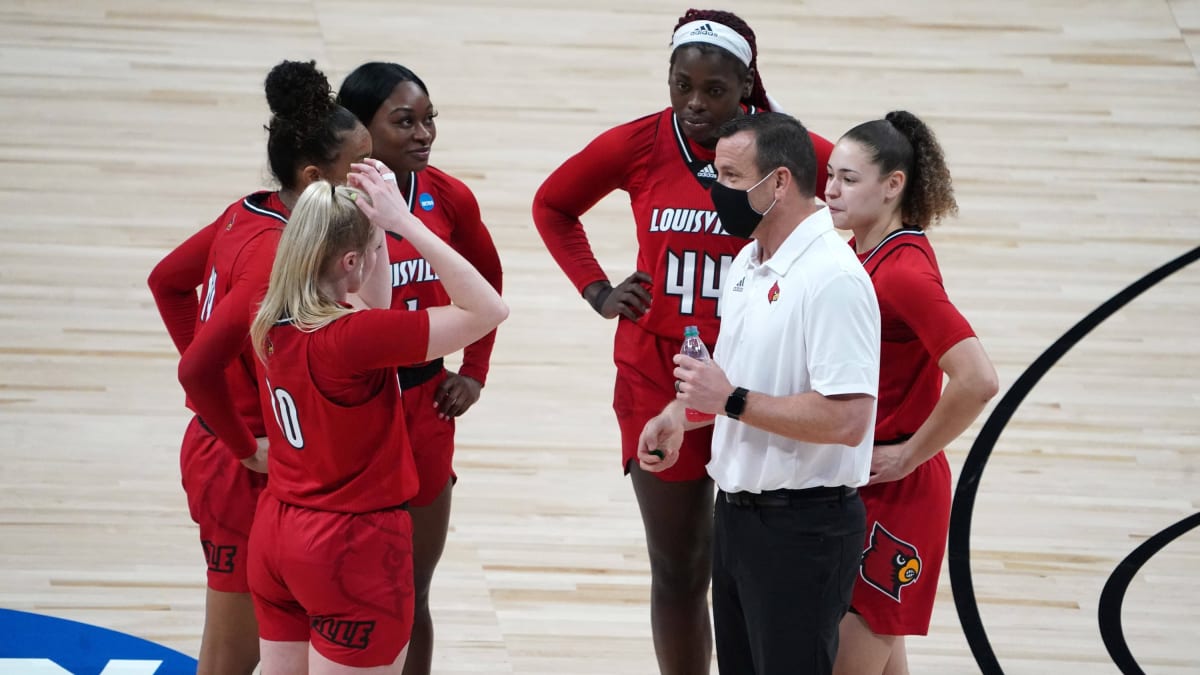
[710,170,778,239]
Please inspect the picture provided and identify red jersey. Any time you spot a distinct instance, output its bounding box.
[533,106,833,340]
[855,230,976,442]
[387,166,502,384]
[259,309,431,513]
[151,191,289,459]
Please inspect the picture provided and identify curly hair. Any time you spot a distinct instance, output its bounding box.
[671,9,770,111]
[842,111,957,229]
[264,60,361,191]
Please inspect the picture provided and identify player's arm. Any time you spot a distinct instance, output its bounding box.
[447,184,503,387]
[532,119,654,319]
[896,337,997,467]
[147,223,217,354]
[177,286,259,461]
[350,163,508,362]
[871,263,999,482]
[326,309,430,374]
[177,232,279,462]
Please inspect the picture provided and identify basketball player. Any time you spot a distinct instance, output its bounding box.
[336,62,504,675]
[824,111,999,675]
[245,164,507,673]
[147,60,370,675]
[532,8,834,672]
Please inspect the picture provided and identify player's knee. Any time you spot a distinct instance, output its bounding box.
[412,578,433,611]
[647,548,710,598]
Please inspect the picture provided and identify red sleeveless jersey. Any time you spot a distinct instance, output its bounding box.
[535,106,833,341]
[855,230,976,442]
[386,166,502,383]
[259,309,430,513]
[186,191,288,435]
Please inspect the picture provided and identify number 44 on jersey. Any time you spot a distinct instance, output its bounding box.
[665,249,733,316]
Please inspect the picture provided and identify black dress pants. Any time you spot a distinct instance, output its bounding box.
[712,487,866,675]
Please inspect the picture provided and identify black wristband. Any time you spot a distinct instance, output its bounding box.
[585,281,613,314]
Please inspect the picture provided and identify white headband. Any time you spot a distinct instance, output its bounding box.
[671,19,753,68]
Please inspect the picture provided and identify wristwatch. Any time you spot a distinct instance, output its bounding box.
[725,387,749,420]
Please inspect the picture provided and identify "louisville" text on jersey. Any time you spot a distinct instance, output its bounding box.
[391,259,440,288]
[648,207,729,235]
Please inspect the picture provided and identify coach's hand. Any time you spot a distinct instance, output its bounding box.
[637,407,684,472]
[672,354,731,416]
[434,372,482,420]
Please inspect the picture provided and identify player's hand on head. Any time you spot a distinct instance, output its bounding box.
[348,159,415,235]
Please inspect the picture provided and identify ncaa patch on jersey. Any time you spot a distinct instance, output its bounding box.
[0,608,197,674]
[419,193,435,211]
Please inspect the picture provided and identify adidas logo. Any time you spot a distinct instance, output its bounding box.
[689,23,718,38]
[732,276,745,293]
[696,164,717,180]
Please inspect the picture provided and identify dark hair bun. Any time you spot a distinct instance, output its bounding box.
[265,60,334,125]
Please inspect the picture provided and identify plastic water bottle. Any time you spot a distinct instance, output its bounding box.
[680,325,715,423]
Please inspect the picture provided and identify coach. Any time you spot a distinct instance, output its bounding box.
[637,112,881,674]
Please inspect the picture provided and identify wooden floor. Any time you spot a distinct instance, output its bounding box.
[2,0,1199,672]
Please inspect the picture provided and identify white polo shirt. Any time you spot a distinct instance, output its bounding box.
[708,206,881,493]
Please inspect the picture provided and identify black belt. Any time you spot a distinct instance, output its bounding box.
[721,486,857,508]
[195,416,264,444]
[875,433,913,446]
[397,358,445,391]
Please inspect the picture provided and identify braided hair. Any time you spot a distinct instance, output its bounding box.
[264,60,361,191]
[842,111,958,229]
[671,9,770,111]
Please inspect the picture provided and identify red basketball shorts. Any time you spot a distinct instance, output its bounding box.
[850,450,951,635]
[613,320,713,482]
[179,416,267,593]
[402,368,456,507]
[249,492,415,667]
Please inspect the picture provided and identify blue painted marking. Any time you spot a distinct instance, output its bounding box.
[0,609,197,674]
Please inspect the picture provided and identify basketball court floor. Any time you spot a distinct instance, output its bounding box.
[1,1,1197,672]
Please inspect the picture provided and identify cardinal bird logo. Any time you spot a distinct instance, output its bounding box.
[767,281,780,303]
[859,522,922,602]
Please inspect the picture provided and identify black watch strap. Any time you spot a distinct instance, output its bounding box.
[725,386,749,420]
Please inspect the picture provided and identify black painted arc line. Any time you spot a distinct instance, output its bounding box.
[948,244,1200,674]
[1098,511,1200,675]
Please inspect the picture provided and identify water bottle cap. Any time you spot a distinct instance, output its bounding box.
[683,325,700,338]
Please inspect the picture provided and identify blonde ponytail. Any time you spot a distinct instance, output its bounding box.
[251,181,374,361]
